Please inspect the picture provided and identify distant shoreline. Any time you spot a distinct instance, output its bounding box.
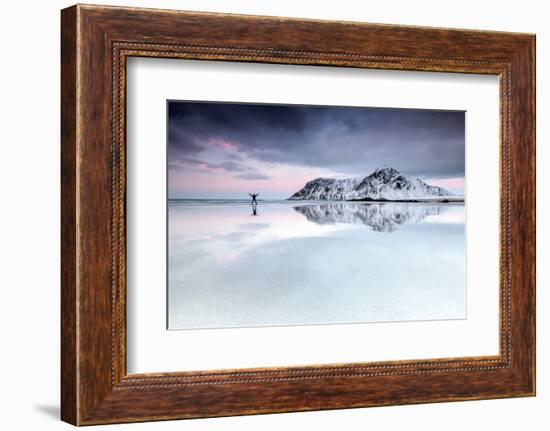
[168,197,465,203]
[288,196,465,203]
[345,196,465,203]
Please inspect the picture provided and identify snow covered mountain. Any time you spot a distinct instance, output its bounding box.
[288,166,453,201]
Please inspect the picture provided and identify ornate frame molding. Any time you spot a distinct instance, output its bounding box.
[61,5,535,425]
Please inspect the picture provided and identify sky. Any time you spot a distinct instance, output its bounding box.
[168,101,465,199]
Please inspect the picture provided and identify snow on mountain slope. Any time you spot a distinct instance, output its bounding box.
[288,166,453,201]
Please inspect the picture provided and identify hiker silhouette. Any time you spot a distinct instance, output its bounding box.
[249,193,259,205]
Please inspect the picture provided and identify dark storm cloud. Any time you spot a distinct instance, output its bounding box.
[211,161,248,172]
[235,172,270,181]
[168,101,465,178]
[168,156,249,173]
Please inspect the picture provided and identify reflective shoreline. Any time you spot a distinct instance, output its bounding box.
[168,200,466,330]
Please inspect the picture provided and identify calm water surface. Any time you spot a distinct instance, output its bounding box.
[168,200,465,330]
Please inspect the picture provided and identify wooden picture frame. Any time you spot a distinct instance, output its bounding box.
[61,4,535,425]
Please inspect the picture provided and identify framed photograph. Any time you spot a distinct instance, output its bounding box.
[61,4,535,425]
[164,101,467,332]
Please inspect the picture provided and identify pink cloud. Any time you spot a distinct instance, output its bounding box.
[207,137,238,150]
[169,163,334,195]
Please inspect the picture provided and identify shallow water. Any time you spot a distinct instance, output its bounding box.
[168,200,465,330]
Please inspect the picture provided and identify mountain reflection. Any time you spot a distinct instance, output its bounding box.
[293,202,446,233]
